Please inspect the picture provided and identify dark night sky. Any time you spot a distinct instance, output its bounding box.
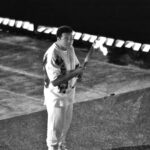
[0,0,150,42]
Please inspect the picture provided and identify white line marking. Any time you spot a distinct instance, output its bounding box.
[0,65,43,79]
[0,88,42,102]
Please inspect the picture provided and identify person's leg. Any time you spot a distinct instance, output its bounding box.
[59,104,73,148]
[46,104,65,149]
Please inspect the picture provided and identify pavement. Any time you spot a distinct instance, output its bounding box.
[0,32,150,120]
[1,32,150,150]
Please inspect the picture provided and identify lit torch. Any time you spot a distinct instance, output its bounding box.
[52,37,108,86]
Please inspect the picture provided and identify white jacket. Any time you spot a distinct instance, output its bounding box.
[43,43,80,107]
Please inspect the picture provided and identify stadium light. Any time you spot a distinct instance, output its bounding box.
[37,26,47,33]
[105,38,114,46]
[115,39,125,48]
[9,19,16,27]
[132,42,142,51]
[27,23,34,31]
[89,35,98,43]
[0,17,4,24]
[51,27,58,35]
[72,31,75,36]
[97,36,107,43]
[15,20,23,28]
[22,21,30,30]
[141,44,150,52]
[44,27,53,34]
[82,33,91,41]
[73,32,82,40]
[2,16,150,54]
[124,41,135,48]
[2,18,10,25]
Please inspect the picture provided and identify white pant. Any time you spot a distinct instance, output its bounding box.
[46,103,73,148]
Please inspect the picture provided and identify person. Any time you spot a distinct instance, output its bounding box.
[43,25,82,150]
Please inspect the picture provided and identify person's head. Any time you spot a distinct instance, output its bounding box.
[56,25,74,48]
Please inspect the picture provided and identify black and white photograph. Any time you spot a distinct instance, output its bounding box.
[0,0,150,150]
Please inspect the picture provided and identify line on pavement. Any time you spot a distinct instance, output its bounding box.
[0,65,43,79]
[0,88,42,103]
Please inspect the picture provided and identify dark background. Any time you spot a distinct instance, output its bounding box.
[0,0,150,43]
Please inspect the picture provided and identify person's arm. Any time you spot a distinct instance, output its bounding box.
[52,66,83,86]
[43,50,61,87]
[52,43,97,86]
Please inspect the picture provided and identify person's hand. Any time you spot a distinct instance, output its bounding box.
[76,66,85,75]
[76,66,84,82]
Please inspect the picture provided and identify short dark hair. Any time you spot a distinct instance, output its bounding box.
[56,25,73,38]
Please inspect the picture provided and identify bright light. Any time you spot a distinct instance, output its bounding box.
[0,17,4,23]
[22,21,30,29]
[73,32,82,40]
[93,36,108,56]
[72,31,75,36]
[27,23,34,31]
[97,36,107,43]
[15,20,23,28]
[3,18,10,25]
[105,38,114,46]
[141,44,150,52]
[44,27,53,34]
[93,36,107,49]
[93,39,101,49]
[37,26,47,32]
[125,41,135,48]
[9,19,15,27]
[100,46,108,56]
[82,33,91,41]
[132,42,142,51]
[89,35,98,43]
[115,39,125,48]
[51,27,58,35]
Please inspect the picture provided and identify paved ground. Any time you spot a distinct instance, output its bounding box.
[0,32,150,150]
[0,32,150,120]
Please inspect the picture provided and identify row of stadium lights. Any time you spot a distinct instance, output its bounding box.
[0,17,34,31]
[0,17,150,53]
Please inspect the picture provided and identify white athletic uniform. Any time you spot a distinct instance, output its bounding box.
[43,43,80,148]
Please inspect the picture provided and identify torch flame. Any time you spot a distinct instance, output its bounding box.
[92,38,108,56]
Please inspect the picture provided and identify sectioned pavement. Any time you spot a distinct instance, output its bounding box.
[0,33,150,120]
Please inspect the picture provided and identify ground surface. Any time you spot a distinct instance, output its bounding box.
[0,32,150,150]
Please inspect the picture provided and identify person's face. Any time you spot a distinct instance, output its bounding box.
[58,32,74,48]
